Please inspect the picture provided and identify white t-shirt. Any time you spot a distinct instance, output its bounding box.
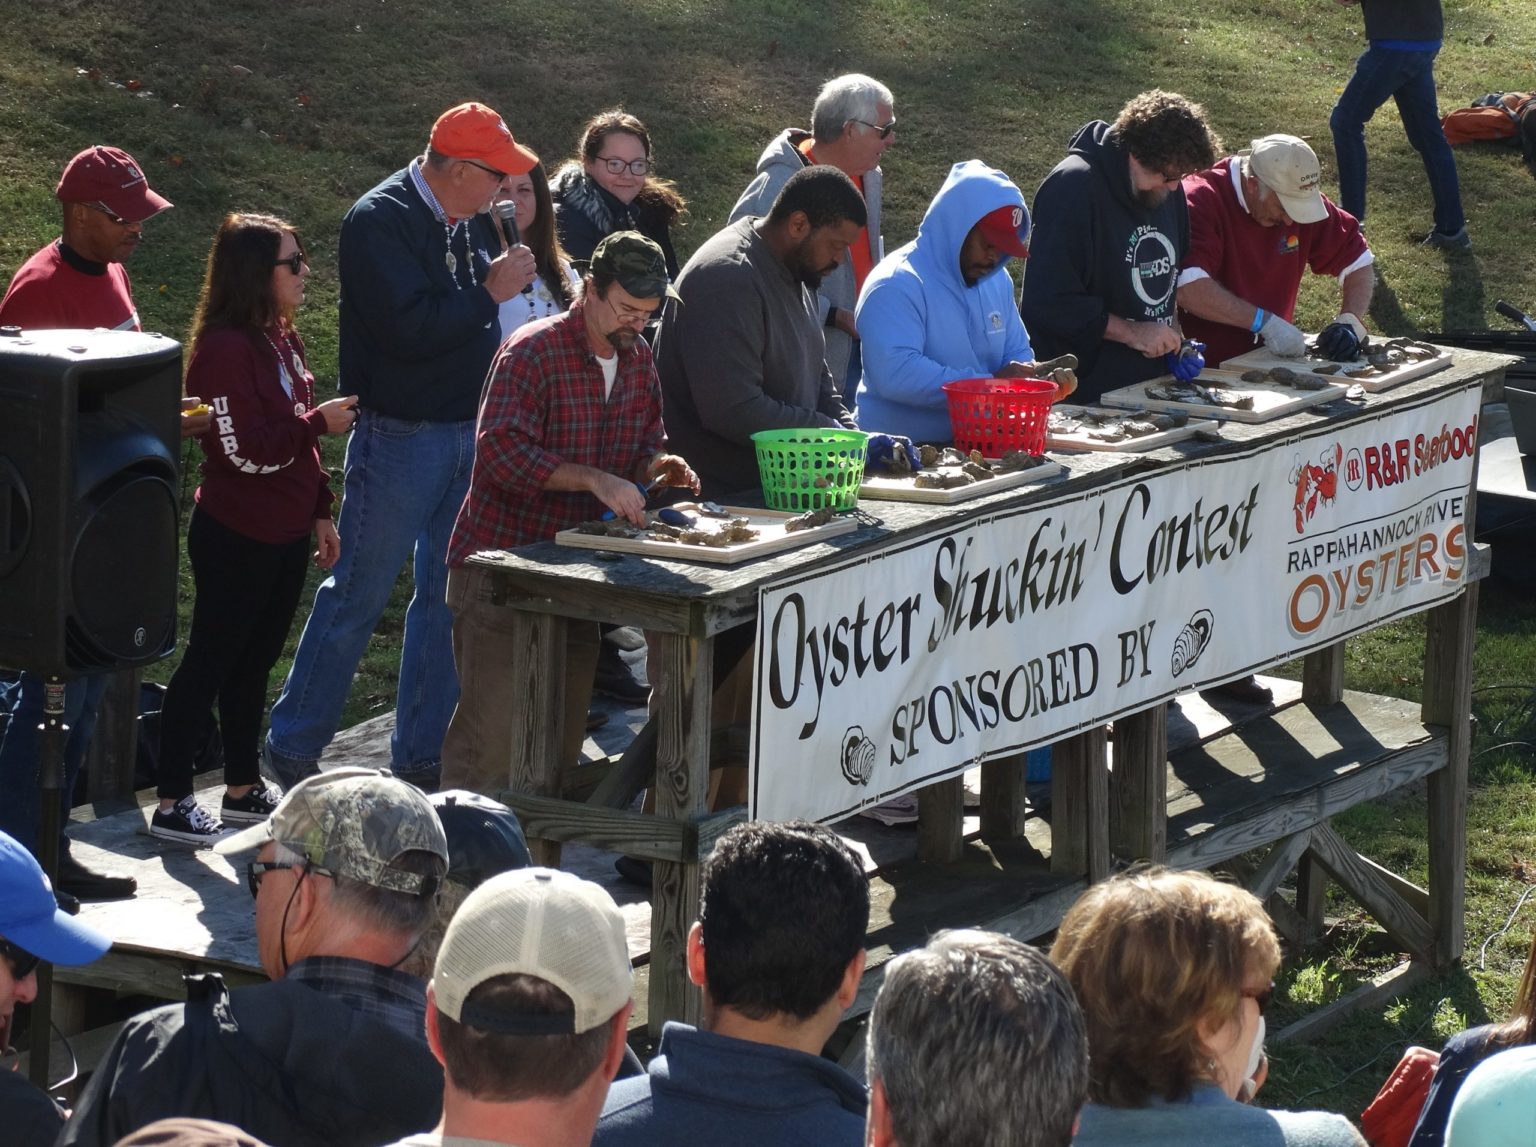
[497,260,580,342]
[379,1133,525,1147]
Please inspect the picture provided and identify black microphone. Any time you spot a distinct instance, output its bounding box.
[492,201,534,295]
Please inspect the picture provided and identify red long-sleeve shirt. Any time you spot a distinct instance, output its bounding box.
[447,299,665,565]
[187,325,333,544]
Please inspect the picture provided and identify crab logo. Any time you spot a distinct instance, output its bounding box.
[840,726,876,787]
[1291,443,1343,533]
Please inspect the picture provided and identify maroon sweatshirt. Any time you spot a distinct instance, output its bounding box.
[186,325,334,544]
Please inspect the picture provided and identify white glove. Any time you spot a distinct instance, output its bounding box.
[1260,313,1307,358]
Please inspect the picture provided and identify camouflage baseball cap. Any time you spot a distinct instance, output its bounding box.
[590,230,681,301]
[216,767,447,896]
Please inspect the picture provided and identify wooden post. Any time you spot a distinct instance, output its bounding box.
[506,612,566,869]
[1301,643,1345,706]
[647,630,712,1034]
[1110,705,1167,863]
[1050,726,1109,880]
[1422,584,1477,969]
[980,752,1030,841]
[1295,851,1329,947]
[85,668,140,803]
[917,776,964,863]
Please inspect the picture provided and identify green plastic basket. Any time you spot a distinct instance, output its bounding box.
[750,428,869,512]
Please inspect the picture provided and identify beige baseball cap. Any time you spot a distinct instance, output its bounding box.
[1248,134,1328,225]
[215,766,447,896]
[433,867,632,1035]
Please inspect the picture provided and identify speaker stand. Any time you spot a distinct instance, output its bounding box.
[26,675,67,1091]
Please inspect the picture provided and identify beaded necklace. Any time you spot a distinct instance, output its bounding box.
[263,327,315,415]
[410,159,479,291]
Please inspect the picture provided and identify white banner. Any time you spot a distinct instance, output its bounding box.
[750,383,1482,822]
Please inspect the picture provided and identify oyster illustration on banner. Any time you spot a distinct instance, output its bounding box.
[1171,609,1215,678]
[841,726,877,787]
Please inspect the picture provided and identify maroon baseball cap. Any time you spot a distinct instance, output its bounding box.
[55,146,173,222]
[975,203,1031,258]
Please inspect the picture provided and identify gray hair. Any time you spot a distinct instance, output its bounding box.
[811,73,895,143]
[271,839,442,942]
[867,930,1088,1147]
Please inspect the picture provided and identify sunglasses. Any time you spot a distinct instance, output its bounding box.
[273,250,307,275]
[851,118,898,140]
[1244,981,1276,1015]
[460,158,508,181]
[85,202,136,227]
[595,155,651,177]
[0,938,41,980]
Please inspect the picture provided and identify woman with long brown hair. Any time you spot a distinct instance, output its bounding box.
[150,213,356,843]
[1408,926,1536,1145]
[495,162,579,338]
[550,108,687,278]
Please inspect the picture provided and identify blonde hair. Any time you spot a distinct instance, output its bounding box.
[1050,867,1280,1107]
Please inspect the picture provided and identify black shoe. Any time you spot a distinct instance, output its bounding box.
[593,647,650,706]
[54,886,81,916]
[586,707,610,732]
[392,761,442,794]
[56,851,137,901]
[1422,226,1472,252]
[219,779,283,825]
[614,855,654,887]
[1200,675,1274,705]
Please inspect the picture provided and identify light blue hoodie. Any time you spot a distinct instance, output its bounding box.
[854,160,1034,443]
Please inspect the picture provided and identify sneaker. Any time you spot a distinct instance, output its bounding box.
[220,780,283,825]
[1422,226,1472,252]
[150,796,231,845]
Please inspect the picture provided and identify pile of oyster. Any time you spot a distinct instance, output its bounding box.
[1048,406,1191,443]
[1305,335,1441,379]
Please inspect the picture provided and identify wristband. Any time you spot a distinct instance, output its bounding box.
[1250,308,1268,334]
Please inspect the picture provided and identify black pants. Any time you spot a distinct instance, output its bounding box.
[157,508,310,799]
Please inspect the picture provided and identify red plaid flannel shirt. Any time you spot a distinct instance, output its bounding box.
[448,299,666,564]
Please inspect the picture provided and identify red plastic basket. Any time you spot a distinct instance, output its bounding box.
[941,377,1056,456]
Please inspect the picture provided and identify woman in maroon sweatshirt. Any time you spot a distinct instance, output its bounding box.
[151,214,358,843]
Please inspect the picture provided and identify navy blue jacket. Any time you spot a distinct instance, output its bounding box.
[337,164,502,422]
[595,1022,866,1147]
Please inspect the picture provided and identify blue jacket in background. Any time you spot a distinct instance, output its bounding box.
[854,159,1033,443]
[337,164,502,423]
[594,1022,866,1147]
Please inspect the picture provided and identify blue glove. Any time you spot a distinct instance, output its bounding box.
[866,433,921,471]
[1165,340,1206,382]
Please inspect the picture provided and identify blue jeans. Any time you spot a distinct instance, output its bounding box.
[265,410,473,783]
[1330,45,1465,236]
[0,672,110,854]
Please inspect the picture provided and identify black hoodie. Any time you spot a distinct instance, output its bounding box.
[1020,120,1188,402]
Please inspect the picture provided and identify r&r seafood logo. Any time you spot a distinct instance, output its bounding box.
[1291,443,1342,533]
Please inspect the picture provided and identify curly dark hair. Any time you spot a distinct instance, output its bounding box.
[1109,90,1223,175]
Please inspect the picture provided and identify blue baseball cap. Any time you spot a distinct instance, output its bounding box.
[0,831,112,966]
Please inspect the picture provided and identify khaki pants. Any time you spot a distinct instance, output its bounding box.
[440,564,600,797]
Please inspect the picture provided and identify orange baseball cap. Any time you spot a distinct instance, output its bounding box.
[429,103,538,177]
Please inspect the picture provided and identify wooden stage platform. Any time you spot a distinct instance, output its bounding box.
[60,666,1432,1046]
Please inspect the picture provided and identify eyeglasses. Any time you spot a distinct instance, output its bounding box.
[851,118,898,140]
[245,859,331,898]
[595,155,651,177]
[1243,982,1276,1015]
[273,250,307,275]
[460,159,508,181]
[0,938,41,980]
[85,202,136,227]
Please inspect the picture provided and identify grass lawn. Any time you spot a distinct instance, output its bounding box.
[5,0,1536,1119]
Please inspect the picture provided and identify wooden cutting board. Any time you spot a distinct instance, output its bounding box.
[859,458,1063,503]
[1045,404,1220,452]
[555,503,858,565]
[1220,341,1453,392]
[1100,368,1349,424]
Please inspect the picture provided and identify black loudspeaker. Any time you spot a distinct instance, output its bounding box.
[0,327,183,675]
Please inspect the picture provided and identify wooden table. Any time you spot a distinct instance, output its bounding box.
[469,349,1514,1033]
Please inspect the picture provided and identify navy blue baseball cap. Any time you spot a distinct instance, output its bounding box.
[0,831,112,965]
